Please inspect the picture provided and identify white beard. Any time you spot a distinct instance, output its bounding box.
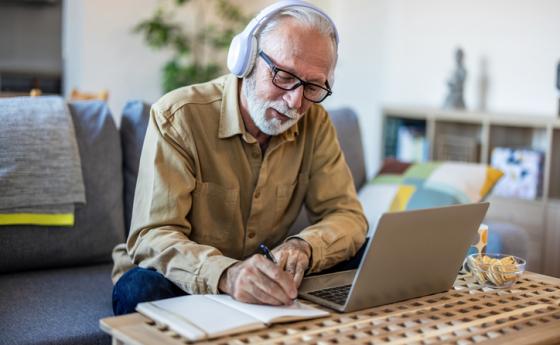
[244,76,303,136]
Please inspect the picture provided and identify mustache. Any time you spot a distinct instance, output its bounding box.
[269,101,302,119]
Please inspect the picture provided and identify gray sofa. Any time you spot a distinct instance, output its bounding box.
[0,101,527,345]
[0,101,126,345]
[0,101,364,345]
[0,101,124,271]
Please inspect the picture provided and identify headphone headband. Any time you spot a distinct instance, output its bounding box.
[227,0,338,78]
[246,1,339,45]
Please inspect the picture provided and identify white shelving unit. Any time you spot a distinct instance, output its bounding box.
[382,106,560,277]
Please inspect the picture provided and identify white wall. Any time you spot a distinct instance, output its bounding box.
[381,0,560,114]
[63,0,331,122]
[326,0,560,176]
[64,0,560,177]
[63,0,171,124]
[324,0,388,178]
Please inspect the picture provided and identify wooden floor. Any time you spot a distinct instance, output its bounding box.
[101,272,560,345]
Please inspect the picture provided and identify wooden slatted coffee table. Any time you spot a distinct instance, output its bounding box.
[100,272,560,344]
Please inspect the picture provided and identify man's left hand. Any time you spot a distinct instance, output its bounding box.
[272,239,311,287]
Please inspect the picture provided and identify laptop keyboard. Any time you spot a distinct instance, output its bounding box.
[308,284,352,306]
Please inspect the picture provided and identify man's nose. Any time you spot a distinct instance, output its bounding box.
[283,85,304,110]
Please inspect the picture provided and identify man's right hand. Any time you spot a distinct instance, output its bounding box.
[218,254,297,305]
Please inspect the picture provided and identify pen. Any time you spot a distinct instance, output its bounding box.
[259,243,277,264]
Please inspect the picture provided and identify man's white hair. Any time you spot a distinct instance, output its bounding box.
[256,6,338,84]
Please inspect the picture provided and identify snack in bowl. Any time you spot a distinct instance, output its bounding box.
[467,253,526,288]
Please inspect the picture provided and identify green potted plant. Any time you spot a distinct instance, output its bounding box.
[134,0,249,92]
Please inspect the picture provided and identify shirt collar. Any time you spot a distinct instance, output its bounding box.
[218,74,246,140]
[218,74,300,143]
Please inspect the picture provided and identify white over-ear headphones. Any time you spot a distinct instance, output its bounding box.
[227,0,339,78]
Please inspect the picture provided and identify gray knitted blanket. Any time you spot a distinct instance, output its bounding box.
[0,96,85,215]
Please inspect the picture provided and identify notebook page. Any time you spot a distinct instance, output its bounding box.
[137,295,264,341]
[207,295,330,325]
[137,301,206,341]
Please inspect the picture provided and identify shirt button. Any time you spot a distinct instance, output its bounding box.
[248,232,256,239]
[252,151,260,159]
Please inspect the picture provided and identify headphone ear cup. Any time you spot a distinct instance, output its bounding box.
[228,33,258,78]
[239,35,258,78]
[227,33,244,76]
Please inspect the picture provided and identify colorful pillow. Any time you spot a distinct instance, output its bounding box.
[359,160,503,235]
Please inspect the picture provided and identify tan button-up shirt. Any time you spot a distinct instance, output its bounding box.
[111,74,367,294]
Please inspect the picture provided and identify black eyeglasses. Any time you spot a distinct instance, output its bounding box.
[258,51,332,103]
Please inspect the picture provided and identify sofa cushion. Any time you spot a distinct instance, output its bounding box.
[359,160,503,233]
[0,263,113,345]
[120,100,150,235]
[0,101,125,273]
[287,107,366,234]
[328,107,367,191]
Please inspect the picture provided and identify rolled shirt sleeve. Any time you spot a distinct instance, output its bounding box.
[126,106,238,294]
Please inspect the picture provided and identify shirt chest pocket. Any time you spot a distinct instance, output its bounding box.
[190,181,239,251]
[275,173,309,226]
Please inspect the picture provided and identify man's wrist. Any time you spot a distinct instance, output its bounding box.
[218,267,231,294]
[288,238,312,263]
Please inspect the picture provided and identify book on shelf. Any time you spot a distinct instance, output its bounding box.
[396,126,428,162]
[136,294,330,342]
[490,147,544,200]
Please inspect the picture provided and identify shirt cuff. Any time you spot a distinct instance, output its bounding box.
[198,255,239,294]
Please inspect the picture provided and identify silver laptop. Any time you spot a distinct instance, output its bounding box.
[299,202,489,312]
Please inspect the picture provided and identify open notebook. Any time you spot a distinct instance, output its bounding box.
[136,295,330,342]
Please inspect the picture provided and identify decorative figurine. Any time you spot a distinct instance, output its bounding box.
[443,48,467,109]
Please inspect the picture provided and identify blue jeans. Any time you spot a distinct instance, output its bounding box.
[112,267,187,315]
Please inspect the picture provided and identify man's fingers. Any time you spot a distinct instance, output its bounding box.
[233,282,283,305]
[256,257,297,300]
[231,257,293,305]
[247,283,285,305]
[285,253,298,277]
[251,273,293,305]
[271,240,311,288]
[277,252,288,270]
[293,256,308,287]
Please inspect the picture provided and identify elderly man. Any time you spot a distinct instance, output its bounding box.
[111,0,367,315]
